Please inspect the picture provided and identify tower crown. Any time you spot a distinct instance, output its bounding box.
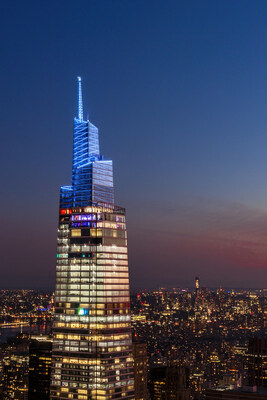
[60,77,114,208]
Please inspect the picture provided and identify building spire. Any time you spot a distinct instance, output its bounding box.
[77,76,84,121]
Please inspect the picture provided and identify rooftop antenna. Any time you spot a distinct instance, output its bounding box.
[77,76,83,121]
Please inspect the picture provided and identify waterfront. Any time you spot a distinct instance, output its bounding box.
[0,323,51,343]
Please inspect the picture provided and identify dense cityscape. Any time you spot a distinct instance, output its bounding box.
[2,2,267,399]
[1,284,267,399]
[2,75,267,400]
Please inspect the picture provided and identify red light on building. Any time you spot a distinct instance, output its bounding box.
[60,209,72,215]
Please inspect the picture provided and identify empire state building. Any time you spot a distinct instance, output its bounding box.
[50,78,135,400]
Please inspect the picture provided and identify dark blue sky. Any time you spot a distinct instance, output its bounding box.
[1,0,267,289]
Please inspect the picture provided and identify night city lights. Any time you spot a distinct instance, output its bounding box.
[1,2,267,400]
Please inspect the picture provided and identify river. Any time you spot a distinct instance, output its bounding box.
[0,323,52,343]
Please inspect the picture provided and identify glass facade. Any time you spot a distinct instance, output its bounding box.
[50,78,134,400]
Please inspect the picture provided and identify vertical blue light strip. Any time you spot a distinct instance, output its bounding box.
[77,76,83,121]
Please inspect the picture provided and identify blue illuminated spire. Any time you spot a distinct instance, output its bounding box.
[77,76,84,121]
[60,77,114,208]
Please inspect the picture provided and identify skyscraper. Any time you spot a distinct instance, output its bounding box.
[247,338,267,387]
[132,341,148,400]
[149,366,191,400]
[50,78,134,400]
[195,277,200,297]
[29,335,52,400]
[2,354,28,400]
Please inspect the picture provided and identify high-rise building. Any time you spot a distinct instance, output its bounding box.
[2,354,29,400]
[195,277,200,297]
[247,338,267,387]
[50,78,134,400]
[28,335,52,400]
[132,341,148,400]
[149,366,191,400]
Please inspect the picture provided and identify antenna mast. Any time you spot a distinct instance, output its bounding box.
[77,76,84,121]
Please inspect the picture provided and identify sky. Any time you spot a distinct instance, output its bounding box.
[1,0,267,289]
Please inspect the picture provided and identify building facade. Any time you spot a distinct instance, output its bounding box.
[132,341,148,400]
[50,78,134,400]
[149,366,191,400]
[247,338,267,387]
[2,354,29,400]
[29,335,52,400]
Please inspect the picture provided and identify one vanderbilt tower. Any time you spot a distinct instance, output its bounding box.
[50,78,134,400]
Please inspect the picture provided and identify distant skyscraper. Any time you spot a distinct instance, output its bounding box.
[50,78,134,399]
[29,335,52,400]
[195,277,200,297]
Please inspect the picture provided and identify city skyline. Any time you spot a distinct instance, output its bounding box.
[1,1,267,289]
[1,2,267,399]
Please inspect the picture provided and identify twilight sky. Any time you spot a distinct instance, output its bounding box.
[1,0,267,289]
